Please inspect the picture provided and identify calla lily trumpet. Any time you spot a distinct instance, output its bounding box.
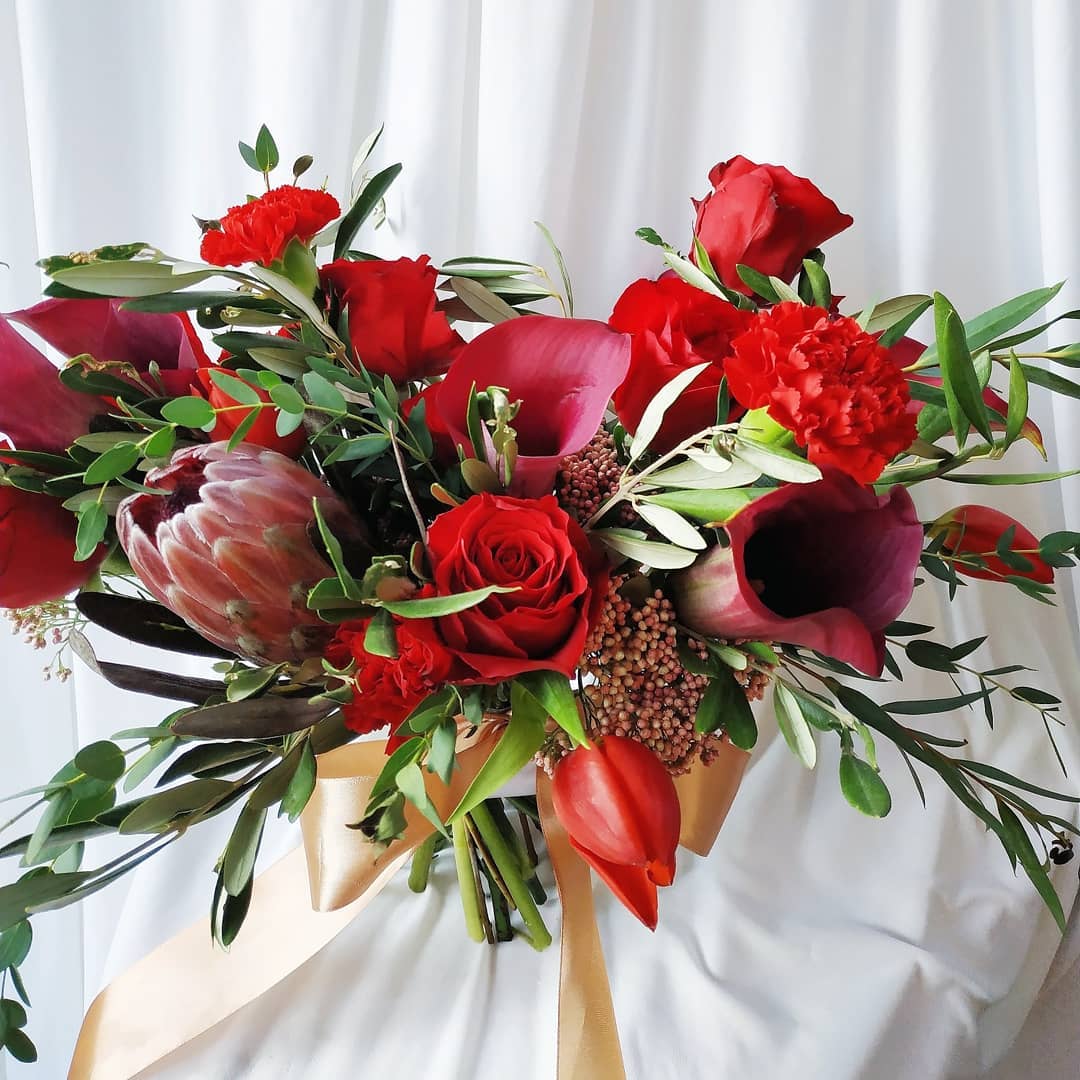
[673,470,923,676]
[434,315,631,498]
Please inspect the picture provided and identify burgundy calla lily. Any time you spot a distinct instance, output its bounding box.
[434,315,631,497]
[10,297,208,396]
[0,312,104,453]
[673,470,923,676]
[551,735,681,930]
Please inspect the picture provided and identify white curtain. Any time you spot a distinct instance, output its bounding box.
[2,1,1080,1077]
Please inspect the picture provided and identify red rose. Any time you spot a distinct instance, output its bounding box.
[609,276,752,452]
[426,493,608,682]
[725,303,916,484]
[692,156,853,293]
[200,186,340,267]
[320,256,464,382]
[325,616,456,735]
[0,489,103,608]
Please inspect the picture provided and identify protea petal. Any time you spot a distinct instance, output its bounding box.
[673,469,923,676]
[436,315,631,497]
[117,442,369,663]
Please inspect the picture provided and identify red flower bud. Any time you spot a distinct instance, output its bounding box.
[551,735,680,929]
[193,366,307,458]
[931,505,1053,584]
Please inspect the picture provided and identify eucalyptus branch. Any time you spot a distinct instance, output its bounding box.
[584,424,735,529]
[390,426,428,543]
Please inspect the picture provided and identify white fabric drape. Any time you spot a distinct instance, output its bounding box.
[2,1,1080,1077]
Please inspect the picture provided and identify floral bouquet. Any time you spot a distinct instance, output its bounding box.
[0,126,1078,1073]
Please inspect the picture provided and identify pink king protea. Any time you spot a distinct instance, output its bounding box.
[117,442,367,664]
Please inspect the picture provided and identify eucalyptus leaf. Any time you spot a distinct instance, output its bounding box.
[640,488,756,524]
[334,163,403,259]
[52,261,217,297]
[774,683,817,768]
[733,437,820,483]
[222,804,267,896]
[595,528,699,570]
[635,500,706,549]
[117,779,233,834]
[628,362,711,463]
[379,585,518,618]
[839,753,892,817]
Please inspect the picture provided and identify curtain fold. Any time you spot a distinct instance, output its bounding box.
[2,1,1079,1076]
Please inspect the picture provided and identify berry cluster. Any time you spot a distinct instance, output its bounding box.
[539,576,770,775]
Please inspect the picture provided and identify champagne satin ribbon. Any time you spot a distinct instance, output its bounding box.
[68,736,748,1080]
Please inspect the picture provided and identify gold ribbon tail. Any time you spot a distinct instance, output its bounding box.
[68,843,412,1080]
[538,771,627,1080]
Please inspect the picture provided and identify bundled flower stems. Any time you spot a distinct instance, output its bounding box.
[0,127,1078,1070]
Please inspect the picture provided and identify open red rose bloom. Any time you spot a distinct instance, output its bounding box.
[1,131,1077,1060]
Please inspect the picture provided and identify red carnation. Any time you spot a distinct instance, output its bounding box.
[609,276,752,452]
[325,615,456,736]
[200,186,340,267]
[725,303,916,484]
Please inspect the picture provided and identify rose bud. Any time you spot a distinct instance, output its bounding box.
[116,442,368,663]
[609,276,752,452]
[673,470,923,676]
[691,156,853,293]
[9,296,209,398]
[434,315,631,497]
[320,256,465,382]
[552,735,681,930]
[929,505,1053,584]
[0,488,103,608]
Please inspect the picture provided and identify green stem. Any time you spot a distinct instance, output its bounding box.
[452,820,485,942]
[470,801,552,951]
[408,832,439,894]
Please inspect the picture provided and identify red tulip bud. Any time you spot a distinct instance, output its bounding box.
[551,735,680,929]
[931,505,1053,584]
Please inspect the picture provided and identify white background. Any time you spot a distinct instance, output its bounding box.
[2,1,1080,1077]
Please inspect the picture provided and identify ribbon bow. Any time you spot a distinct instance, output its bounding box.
[68,736,748,1079]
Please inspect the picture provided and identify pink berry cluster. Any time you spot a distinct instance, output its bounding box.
[539,576,770,776]
[556,431,635,526]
